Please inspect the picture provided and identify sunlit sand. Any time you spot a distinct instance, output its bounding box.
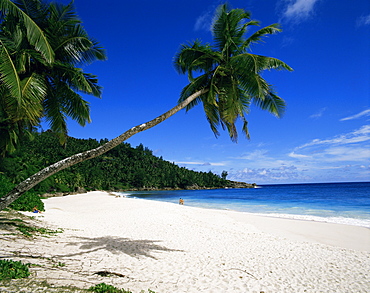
[4,191,370,292]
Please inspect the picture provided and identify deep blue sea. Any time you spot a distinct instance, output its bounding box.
[119,182,370,228]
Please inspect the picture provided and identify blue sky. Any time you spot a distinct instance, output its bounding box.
[54,0,369,184]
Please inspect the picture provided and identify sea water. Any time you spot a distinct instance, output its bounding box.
[120,182,370,228]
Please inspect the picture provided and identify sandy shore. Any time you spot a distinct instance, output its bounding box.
[2,191,370,292]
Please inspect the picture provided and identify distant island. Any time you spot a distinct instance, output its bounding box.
[0,131,256,200]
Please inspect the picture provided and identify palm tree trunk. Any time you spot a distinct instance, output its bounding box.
[0,89,208,211]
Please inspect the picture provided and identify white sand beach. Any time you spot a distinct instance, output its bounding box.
[2,191,370,292]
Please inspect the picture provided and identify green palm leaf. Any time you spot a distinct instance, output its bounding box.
[42,89,67,142]
[242,24,282,49]
[0,0,54,63]
[174,41,218,80]
[213,4,251,53]
[20,73,46,121]
[252,91,286,118]
[0,40,22,102]
[61,87,90,126]
[53,26,106,65]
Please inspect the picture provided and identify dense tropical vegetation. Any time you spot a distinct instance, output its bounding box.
[0,2,292,211]
[0,130,230,199]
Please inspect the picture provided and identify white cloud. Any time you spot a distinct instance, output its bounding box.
[295,125,370,149]
[233,149,299,171]
[236,149,269,160]
[321,146,370,162]
[225,125,370,183]
[309,107,326,119]
[174,124,370,184]
[229,165,305,183]
[194,6,216,31]
[282,0,320,21]
[357,14,370,26]
[290,125,370,163]
[340,109,370,121]
[289,152,310,158]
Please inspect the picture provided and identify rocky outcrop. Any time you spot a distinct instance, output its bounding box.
[226,181,257,189]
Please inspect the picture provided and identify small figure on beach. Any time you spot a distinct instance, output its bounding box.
[32,206,41,213]
[179,198,184,205]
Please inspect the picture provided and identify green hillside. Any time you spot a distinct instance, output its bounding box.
[0,131,232,197]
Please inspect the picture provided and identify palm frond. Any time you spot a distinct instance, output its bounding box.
[42,90,67,143]
[232,53,293,74]
[237,71,271,99]
[242,23,282,49]
[78,39,107,64]
[48,1,80,25]
[83,73,103,97]
[212,4,251,55]
[174,41,217,76]
[12,0,44,19]
[53,25,106,65]
[0,0,54,63]
[252,90,286,118]
[19,73,45,121]
[42,79,91,144]
[241,118,250,139]
[52,62,100,96]
[257,55,293,71]
[0,41,22,102]
[202,95,221,137]
[58,84,91,126]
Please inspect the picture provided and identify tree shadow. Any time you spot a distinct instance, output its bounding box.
[60,236,183,259]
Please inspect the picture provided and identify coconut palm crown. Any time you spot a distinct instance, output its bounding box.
[0,0,106,155]
[174,4,293,141]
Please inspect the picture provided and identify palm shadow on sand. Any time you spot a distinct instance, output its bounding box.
[61,236,183,259]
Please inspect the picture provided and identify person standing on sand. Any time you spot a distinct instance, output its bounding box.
[179,198,184,205]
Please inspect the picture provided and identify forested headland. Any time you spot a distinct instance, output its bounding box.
[0,131,254,210]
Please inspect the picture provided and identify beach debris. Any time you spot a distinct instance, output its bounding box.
[228,268,258,280]
[94,271,128,278]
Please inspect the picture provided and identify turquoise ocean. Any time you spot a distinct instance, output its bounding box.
[119,182,370,228]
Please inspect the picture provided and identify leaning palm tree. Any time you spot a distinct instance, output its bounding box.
[0,4,293,210]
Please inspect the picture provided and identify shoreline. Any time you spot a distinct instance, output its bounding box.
[3,191,370,292]
[226,209,370,252]
[115,190,370,229]
[116,192,370,251]
[38,190,370,251]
